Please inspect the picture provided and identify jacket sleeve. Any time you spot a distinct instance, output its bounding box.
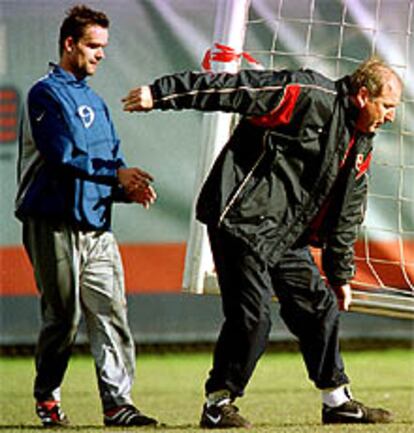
[103,103,131,202]
[150,69,295,116]
[28,84,121,186]
[322,167,369,286]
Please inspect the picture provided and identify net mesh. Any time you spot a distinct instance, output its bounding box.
[240,0,414,308]
[185,0,414,318]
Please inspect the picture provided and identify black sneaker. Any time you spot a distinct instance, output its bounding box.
[200,402,252,429]
[104,404,157,427]
[36,400,70,427]
[322,399,393,424]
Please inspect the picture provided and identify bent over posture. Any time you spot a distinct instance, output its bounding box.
[123,58,402,427]
[16,5,157,428]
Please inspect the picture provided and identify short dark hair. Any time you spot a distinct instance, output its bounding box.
[349,56,402,97]
[59,4,109,56]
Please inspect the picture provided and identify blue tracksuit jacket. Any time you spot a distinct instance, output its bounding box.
[16,63,127,230]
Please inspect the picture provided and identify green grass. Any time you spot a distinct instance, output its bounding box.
[1,349,413,432]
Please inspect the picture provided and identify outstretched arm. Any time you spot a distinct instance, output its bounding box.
[122,70,295,116]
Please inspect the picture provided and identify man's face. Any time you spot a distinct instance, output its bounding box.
[64,25,108,79]
[355,74,402,133]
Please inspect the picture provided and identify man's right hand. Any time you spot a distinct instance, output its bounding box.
[117,167,153,193]
[122,86,154,112]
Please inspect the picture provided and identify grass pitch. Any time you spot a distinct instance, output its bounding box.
[0,349,413,432]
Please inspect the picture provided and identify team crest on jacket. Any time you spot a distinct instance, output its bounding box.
[355,152,372,179]
[78,105,95,128]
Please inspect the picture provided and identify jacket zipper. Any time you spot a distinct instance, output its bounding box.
[218,132,269,227]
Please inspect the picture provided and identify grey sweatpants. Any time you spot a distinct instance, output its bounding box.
[23,218,136,411]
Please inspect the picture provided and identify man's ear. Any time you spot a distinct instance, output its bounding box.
[63,36,75,54]
[355,86,370,108]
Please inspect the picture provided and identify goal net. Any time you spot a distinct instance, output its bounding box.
[183,0,414,319]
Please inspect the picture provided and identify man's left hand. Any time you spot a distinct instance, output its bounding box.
[126,184,157,209]
[331,283,352,311]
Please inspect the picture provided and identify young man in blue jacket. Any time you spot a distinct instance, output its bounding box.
[122,58,402,427]
[16,4,157,428]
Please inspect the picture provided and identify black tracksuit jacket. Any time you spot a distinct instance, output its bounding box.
[150,68,374,286]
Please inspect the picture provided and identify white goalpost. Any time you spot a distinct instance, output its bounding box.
[182,0,251,294]
[183,0,414,319]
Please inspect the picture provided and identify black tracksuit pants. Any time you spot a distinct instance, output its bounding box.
[205,226,349,398]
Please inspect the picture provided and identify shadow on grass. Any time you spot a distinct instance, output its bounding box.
[251,384,414,395]
[0,423,198,430]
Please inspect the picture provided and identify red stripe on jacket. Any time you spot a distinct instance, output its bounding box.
[249,84,301,127]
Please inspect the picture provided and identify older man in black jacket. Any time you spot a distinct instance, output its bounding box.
[122,57,402,427]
